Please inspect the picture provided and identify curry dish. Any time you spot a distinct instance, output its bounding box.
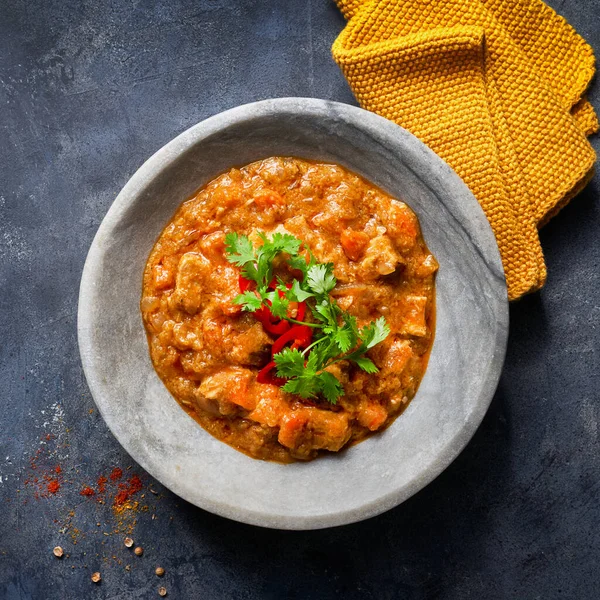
[141,157,438,462]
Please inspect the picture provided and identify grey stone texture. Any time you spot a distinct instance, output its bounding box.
[1,1,599,598]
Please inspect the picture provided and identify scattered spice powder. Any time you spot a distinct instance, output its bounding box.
[114,476,143,507]
[23,435,66,500]
[112,500,142,535]
[109,467,123,481]
[18,413,178,593]
[22,424,170,579]
[56,510,80,543]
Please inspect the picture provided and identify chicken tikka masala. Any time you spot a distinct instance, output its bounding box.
[141,157,437,462]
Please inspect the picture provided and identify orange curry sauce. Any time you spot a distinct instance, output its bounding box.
[141,157,437,462]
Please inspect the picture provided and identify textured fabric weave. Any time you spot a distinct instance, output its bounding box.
[332,0,597,300]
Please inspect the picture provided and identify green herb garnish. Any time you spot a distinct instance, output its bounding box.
[225,232,390,404]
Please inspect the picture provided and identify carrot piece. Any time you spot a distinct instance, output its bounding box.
[340,229,370,261]
[254,190,284,209]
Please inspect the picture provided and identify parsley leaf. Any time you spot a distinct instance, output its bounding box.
[264,289,290,319]
[352,356,379,374]
[288,254,310,278]
[306,263,336,295]
[333,325,353,353]
[241,261,259,283]
[316,371,344,404]
[273,348,306,379]
[280,376,318,399]
[288,279,314,303]
[269,232,302,256]
[233,291,262,312]
[225,233,255,268]
[360,317,391,349]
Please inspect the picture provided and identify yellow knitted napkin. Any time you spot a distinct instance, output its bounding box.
[332,0,597,300]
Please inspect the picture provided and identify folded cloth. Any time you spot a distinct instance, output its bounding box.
[332,0,597,300]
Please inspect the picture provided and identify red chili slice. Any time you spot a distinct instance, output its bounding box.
[263,319,291,336]
[240,276,314,385]
[255,307,291,335]
[253,307,271,329]
[256,361,286,386]
[239,276,254,292]
[271,325,313,357]
[238,277,289,334]
[296,301,306,322]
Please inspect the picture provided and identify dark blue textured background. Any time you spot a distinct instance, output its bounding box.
[1,1,599,598]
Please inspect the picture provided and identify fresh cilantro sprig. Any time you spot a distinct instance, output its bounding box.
[225,232,302,295]
[274,348,344,404]
[225,232,390,403]
[276,315,390,401]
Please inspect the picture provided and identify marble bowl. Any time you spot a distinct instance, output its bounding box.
[78,98,508,530]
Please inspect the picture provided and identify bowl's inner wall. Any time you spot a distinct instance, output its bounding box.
[80,102,506,528]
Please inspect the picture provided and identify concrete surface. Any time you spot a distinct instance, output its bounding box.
[0,0,598,598]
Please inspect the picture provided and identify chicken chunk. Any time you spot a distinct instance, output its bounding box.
[381,200,419,251]
[194,367,256,416]
[413,253,439,278]
[256,157,302,185]
[382,338,413,374]
[400,295,428,337]
[277,408,351,457]
[359,235,403,278]
[168,253,212,315]
[355,399,388,431]
[368,336,412,373]
[248,387,290,428]
[200,313,272,367]
[169,252,242,316]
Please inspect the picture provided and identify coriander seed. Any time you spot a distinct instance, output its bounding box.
[155,567,165,577]
[134,546,143,556]
[158,587,167,597]
[91,572,101,583]
[124,537,134,548]
[53,546,64,558]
